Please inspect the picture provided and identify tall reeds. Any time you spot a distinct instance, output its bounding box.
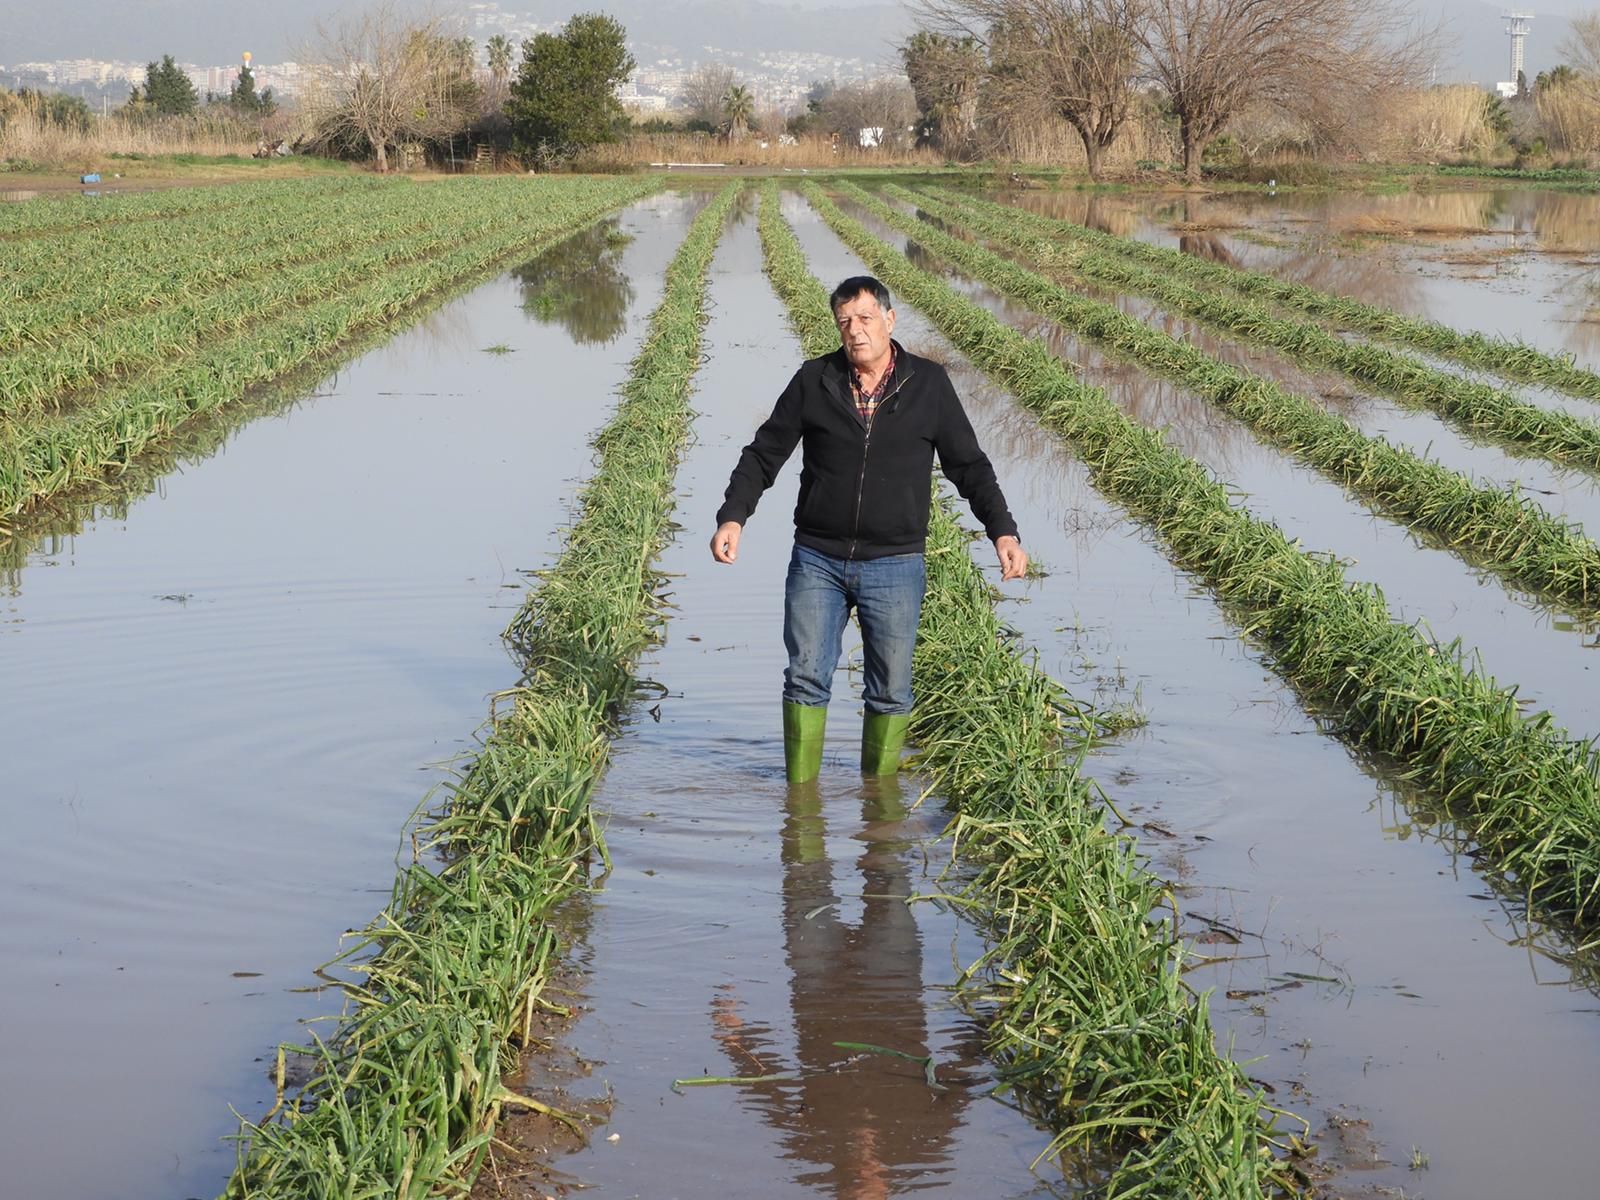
[222,182,740,1200]
[1367,85,1497,161]
[797,178,1600,930]
[757,177,1299,1198]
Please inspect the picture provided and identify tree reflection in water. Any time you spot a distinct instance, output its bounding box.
[512,219,636,345]
[708,777,983,1198]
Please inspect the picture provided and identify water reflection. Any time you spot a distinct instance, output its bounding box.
[1367,768,1600,998]
[512,219,637,345]
[0,378,323,586]
[1006,190,1138,237]
[709,777,980,1197]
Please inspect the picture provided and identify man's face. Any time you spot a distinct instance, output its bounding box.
[834,291,896,372]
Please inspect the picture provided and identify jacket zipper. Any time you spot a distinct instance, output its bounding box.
[845,369,913,561]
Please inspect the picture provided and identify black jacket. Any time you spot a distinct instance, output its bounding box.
[716,342,1019,559]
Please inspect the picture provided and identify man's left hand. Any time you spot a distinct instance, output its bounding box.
[996,535,1027,581]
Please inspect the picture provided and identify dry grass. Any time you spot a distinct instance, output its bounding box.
[572,131,947,172]
[1,107,300,170]
[1340,213,1491,238]
[1536,84,1600,156]
[1170,219,1242,233]
[1435,248,1520,265]
[1364,85,1496,162]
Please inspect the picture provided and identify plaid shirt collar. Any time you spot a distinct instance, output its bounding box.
[848,344,898,424]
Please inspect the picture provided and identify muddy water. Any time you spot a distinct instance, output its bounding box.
[482,210,1078,1200]
[0,192,705,1200]
[784,191,1600,1197]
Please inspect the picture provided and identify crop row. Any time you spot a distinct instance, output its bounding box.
[925,185,1600,401]
[758,178,1297,1197]
[0,174,380,239]
[904,185,1600,472]
[0,176,661,521]
[2,179,372,280]
[1,181,613,418]
[838,181,1600,614]
[222,182,740,1200]
[1,182,456,349]
[799,179,1600,929]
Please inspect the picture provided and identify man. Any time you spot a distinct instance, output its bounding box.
[710,276,1027,783]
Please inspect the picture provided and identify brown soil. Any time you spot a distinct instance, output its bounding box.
[470,969,611,1200]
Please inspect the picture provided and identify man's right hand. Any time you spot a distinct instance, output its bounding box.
[710,521,743,564]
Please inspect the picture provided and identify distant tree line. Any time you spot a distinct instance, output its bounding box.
[901,0,1437,179]
[292,6,635,171]
[120,54,277,120]
[900,0,1600,176]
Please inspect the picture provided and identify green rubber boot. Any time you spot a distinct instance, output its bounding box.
[861,712,912,775]
[783,702,828,784]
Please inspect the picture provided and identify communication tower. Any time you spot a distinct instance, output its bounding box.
[1505,12,1533,85]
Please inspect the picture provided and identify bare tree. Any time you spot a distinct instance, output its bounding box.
[681,62,737,127]
[916,0,1144,178]
[1557,13,1600,108]
[818,79,919,149]
[1562,12,1600,77]
[300,3,478,172]
[1137,0,1435,181]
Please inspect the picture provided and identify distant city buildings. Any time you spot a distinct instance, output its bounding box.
[0,56,307,104]
[2,2,894,114]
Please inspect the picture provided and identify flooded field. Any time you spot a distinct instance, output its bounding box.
[7,178,1600,1199]
[0,191,704,1199]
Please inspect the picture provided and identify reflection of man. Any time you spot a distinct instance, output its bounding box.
[710,276,1026,782]
[709,779,974,1197]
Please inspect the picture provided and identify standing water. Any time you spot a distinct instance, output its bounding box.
[477,209,1083,1198]
[0,192,704,1200]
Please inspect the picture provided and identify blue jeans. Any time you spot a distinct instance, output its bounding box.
[783,544,926,715]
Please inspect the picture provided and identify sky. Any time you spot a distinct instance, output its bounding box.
[0,0,1593,80]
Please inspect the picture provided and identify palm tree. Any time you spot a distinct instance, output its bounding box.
[723,84,754,141]
[1535,64,1578,94]
[487,34,514,105]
